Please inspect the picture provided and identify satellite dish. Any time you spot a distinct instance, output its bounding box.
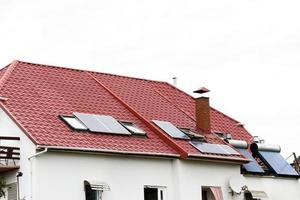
[229,175,247,194]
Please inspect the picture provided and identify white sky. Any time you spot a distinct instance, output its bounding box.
[1,0,300,158]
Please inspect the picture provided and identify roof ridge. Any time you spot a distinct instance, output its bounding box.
[16,60,247,126]
[163,81,195,101]
[16,60,167,85]
[157,82,244,127]
[87,72,188,158]
[159,82,246,125]
[155,82,253,140]
[0,60,19,92]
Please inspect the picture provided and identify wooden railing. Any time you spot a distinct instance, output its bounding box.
[0,136,20,166]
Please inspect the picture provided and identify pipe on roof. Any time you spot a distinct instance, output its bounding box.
[225,139,248,149]
[250,143,281,153]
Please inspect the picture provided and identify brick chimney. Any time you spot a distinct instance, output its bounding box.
[194,87,211,134]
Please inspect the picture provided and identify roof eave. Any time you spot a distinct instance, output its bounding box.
[188,153,250,164]
[36,145,180,159]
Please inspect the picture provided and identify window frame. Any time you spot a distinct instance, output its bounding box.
[120,121,147,136]
[60,115,88,131]
[84,181,110,200]
[179,128,206,141]
[144,185,167,200]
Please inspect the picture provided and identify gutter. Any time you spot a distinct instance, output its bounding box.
[188,153,250,164]
[28,148,48,160]
[36,145,180,158]
[35,145,249,164]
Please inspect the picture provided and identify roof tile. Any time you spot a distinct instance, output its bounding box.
[0,61,252,161]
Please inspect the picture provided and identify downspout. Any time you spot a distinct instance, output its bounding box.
[28,148,48,200]
[28,148,48,160]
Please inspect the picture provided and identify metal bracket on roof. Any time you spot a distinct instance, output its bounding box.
[0,96,8,101]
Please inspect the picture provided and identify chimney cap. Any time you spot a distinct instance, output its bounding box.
[193,87,210,94]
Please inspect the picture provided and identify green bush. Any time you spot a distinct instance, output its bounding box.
[0,177,6,197]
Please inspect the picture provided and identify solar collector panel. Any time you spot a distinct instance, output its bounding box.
[237,148,265,174]
[220,145,240,155]
[191,142,240,155]
[152,120,189,139]
[74,113,131,135]
[258,151,299,177]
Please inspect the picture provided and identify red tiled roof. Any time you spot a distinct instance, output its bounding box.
[0,61,252,162]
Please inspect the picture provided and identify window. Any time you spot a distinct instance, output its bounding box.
[120,122,146,136]
[85,189,101,200]
[244,190,268,200]
[144,186,166,200]
[202,189,208,200]
[214,132,232,140]
[201,186,224,200]
[60,115,88,130]
[84,181,110,200]
[179,128,205,141]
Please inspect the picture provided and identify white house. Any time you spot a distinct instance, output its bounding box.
[0,60,299,200]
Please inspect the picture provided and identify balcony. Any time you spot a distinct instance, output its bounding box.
[0,136,20,173]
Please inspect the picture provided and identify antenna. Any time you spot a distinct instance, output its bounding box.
[293,153,300,174]
[229,175,247,195]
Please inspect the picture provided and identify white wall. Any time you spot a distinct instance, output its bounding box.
[244,176,300,200]
[175,159,241,200]
[34,152,300,200]
[0,106,299,200]
[33,152,245,200]
[33,152,176,200]
[0,108,36,200]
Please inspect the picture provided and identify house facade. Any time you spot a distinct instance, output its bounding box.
[0,61,299,200]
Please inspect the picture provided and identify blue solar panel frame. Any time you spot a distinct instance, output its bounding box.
[152,120,189,139]
[258,151,299,177]
[237,148,265,174]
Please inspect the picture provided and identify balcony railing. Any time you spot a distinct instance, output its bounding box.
[0,136,20,173]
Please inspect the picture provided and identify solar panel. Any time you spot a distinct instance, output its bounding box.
[152,120,189,139]
[191,142,240,155]
[220,145,240,155]
[258,151,299,177]
[237,148,265,174]
[74,113,131,135]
